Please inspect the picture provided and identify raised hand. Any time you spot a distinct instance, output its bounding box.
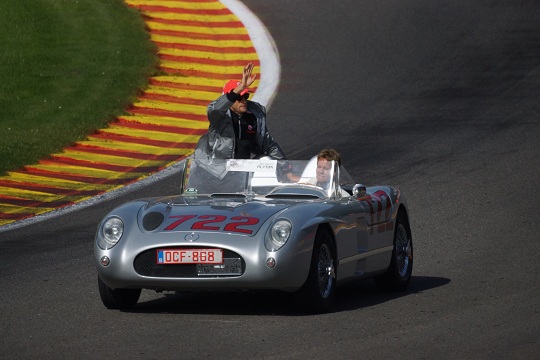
[240,62,257,89]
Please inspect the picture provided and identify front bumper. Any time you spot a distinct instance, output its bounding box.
[95,230,313,293]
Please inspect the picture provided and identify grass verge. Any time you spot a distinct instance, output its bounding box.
[0,0,158,175]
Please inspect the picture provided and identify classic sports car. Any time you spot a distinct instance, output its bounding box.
[95,157,413,312]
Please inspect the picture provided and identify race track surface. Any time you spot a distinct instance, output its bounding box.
[1,1,539,359]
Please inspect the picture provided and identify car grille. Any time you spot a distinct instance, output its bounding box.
[133,247,245,278]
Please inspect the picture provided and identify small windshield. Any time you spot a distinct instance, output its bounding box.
[182,157,355,199]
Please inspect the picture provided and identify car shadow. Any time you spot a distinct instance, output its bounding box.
[123,276,450,316]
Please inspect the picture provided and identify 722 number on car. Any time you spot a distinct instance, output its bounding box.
[164,215,260,234]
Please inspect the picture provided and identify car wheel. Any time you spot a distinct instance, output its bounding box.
[375,210,413,291]
[98,276,141,310]
[295,228,336,313]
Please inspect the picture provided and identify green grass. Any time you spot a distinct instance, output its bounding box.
[0,0,158,175]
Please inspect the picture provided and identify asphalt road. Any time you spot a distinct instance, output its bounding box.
[1,1,539,359]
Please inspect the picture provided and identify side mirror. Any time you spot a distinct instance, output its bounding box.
[352,184,366,198]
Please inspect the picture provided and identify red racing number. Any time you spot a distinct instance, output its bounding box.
[191,215,227,230]
[164,215,196,231]
[164,215,260,234]
[224,216,260,234]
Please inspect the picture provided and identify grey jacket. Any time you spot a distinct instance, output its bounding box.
[194,93,286,177]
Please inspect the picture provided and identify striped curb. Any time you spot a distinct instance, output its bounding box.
[0,0,271,228]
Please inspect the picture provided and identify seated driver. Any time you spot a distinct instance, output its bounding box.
[306,149,349,197]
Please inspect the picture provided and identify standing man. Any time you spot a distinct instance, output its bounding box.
[189,62,286,192]
[194,62,286,179]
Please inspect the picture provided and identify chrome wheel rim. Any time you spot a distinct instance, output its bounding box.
[395,223,412,278]
[317,243,335,299]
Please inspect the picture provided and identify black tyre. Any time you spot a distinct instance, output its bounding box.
[295,228,337,313]
[375,210,413,291]
[98,276,141,310]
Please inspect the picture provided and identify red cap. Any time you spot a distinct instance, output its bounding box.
[223,80,252,95]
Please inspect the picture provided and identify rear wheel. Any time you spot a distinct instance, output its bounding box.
[295,228,336,313]
[98,276,141,310]
[375,210,413,291]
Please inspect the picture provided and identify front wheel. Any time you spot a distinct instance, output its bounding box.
[98,276,141,310]
[294,228,337,313]
[375,210,413,291]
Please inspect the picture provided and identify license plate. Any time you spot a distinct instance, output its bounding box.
[157,249,223,264]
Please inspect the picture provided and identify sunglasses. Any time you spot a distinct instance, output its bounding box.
[238,93,249,101]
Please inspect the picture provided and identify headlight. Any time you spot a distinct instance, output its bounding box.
[265,219,292,251]
[97,216,124,250]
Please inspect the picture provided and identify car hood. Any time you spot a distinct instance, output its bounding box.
[135,194,296,236]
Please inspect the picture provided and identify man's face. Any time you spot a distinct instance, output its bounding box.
[316,159,333,186]
[230,96,248,114]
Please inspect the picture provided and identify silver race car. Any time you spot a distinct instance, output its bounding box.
[95,157,413,312]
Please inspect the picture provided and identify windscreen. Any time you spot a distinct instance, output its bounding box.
[182,157,350,199]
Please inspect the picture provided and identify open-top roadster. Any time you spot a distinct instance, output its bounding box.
[95,157,413,312]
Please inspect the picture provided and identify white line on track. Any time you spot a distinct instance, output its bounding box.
[0,0,281,233]
[220,0,281,108]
